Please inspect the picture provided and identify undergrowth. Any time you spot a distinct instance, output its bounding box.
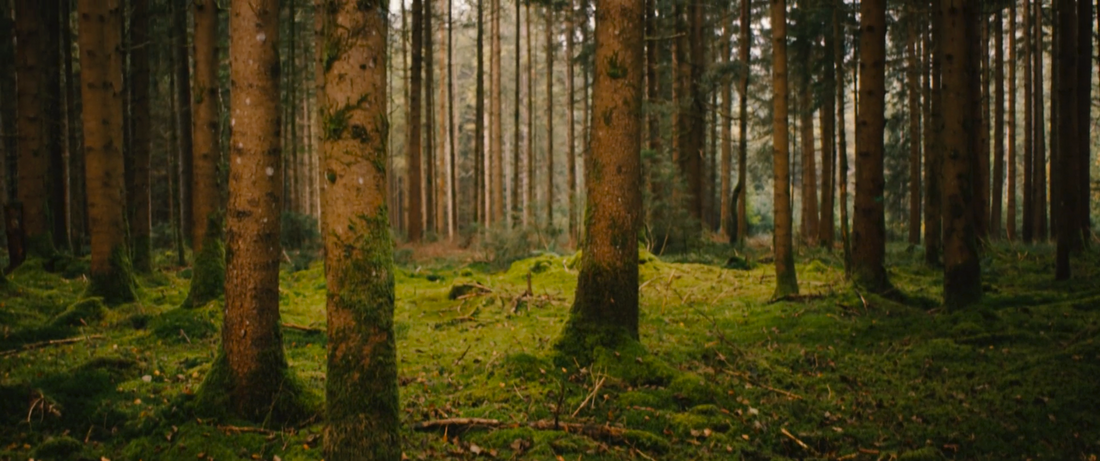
[0,242,1098,460]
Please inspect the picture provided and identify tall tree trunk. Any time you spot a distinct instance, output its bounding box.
[46,0,69,253]
[450,0,458,237]
[63,0,80,254]
[424,0,435,233]
[525,2,534,227]
[14,0,51,257]
[318,1,400,456]
[941,0,982,308]
[771,0,798,298]
[490,0,503,224]
[976,17,990,239]
[1007,3,1017,241]
[512,0,522,226]
[819,5,836,249]
[853,0,889,291]
[1033,0,1047,240]
[175,0,194,246]
[1077,0,1091,243]
[218,0,295,420]
[1023,0,1033,242]
[907,13,921,246]
[799,78,818,245]
[926,0,943,265]
[0,0,11,255]
[287,0,298,215]
[837,0,851,267]
[720,14,733,240]
[436,0,448,235]
[736,0,751,244]
[991,9,1005,239]
[556,0,644,356]
[566,0,577,241]
[129,0,151,271]
[475,0,484,225]
[79,0,134,303]
[408,0,424,241]
[545,8,554,228]
[679,0,705,223]
[1054,0,1079,279]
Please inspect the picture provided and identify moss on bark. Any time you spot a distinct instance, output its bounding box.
[184,236,225,308]
[85,246,136,305]
[131,234,152,273]
[194,350,314,425]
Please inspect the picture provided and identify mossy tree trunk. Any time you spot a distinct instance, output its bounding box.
[185,0,226,308]
[319,0,400,457]
[940,0,981,308]
[557,0,643,359]
[1054,0,1078,279]
[771,0,798,298]
[80,0,134,304]
[221,0,291,419]
[15,0,52,258]
[852,0,889,292]
[129,0,152,273]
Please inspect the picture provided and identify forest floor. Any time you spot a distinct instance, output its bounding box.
[1,240,1099,460]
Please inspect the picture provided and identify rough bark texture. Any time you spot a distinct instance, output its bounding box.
[220,0,293,420]
[80,0,134,304]
[130,0,152,272]
[45,0,69,254]
[408,0,424,240]
[556,0,643,359]
[771,0,798,298]
[1054,0,1078,279]
[1076,0,1091,242]
[799,82,818,245]
[187,0,226,308]
[1023,0,1033,242]
[319,0,400,457]
[940,0,981,308]
[719,16,732,240]
[1033,0,1046,240]
[907,15,921,246]
[852,0,888,292]
[491,0,503,224]
[736,0,751,244]
[175,0,194,245]
[819,7,836,249]
[1007,4,1017,241]
[545,8,555,228]
[566,0,577,240]
[15,0,51,256]
[991,10,1004,239]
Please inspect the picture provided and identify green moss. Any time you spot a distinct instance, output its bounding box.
[194,350,317,425]
[151,304,219,342]
[30,436,84,460]
[668,373,718,406]
[898,446,944,460]
[131,234,152,273]
[85,246,136,305]
[50,297,106,327]
[184,236,225,308]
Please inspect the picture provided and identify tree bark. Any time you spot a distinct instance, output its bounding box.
[852,0,889,292]
[408,0,424,241]
[557,0,644,357]
[819,5,836,249]
[14,0,51,257]
[991,9,1005,239]
[771,0,798,298]
[319,0,400,456]
[976,18,989,239]
[490,0,503,224]
[545,8,555,228]
[907,13,921,246]
[719,13,732,240]
[46,0,70,253]
[175,0,194,245]
[525,2,534,227]
[1007,3,1017,241]
[127,0,151,271]
[925,0,943,265]
[512,0,522,227]
[1054,0,1079,279]
[1033,0,1047,240]
[424,0,435,233]
[566,0,577,241]
[736,0,751,244]
[940,0,982,308]
[79,0,134,303]
[799,77,818,245]
[1023,0,1033,242]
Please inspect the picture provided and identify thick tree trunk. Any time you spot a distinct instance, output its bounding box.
[991,10,1005,239]
[129,0,151,271]
[218,0,294,420]
[941,0,981,308]
[79,0,134,303]
[557,0,644,357]
[1054,0,1078,279]
[319,1,400,456]
[408,0,424,241]
[907,14,921,246]
[1007,4,1017,241]
[175,0,194,245]
[852,0,888,291]
[771,0,798,298]
[736,0,751,244]
[545,8,554,228]
[14,0,51,257]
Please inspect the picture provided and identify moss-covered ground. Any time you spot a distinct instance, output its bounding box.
[1,242,1098,460]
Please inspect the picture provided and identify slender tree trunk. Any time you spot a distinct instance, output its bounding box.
[1007,3,1017,241]
[566,0,577,241]
[450,0,458,237]
[679,0,705,223]
[1033,0,1047,240]
[1054,0,1078,278]
[175,0,194,245]
[128,0,151,271]
[408,0,424,241]
[64,0,81,254]
[799,79,818,245]
[976,17,990,239]
[1050,4,1060,238]
[14,0,51,257]
[736,0,751,244]
[1023,0,1033,242]
[925,0,943,265]
[545,8,554,228]
[819,5,836,249]
[557,0,644,355]
[771,0,798,297]
[287,0,298,216]
[79,0,134,303]
[991,9,1005,239]
[853,0,889,291]
[525,2,534,227]
[941,0,982,308]
[512,0,522,226]
[424,0,435,233]
[436,0,448,234]
[400,0,409,234]
[0,0,11,255]
[907,13,921,246]
[46,0,70,254]
[490,0,503,224]
[837,0,850,266]
[1077,0,1091,243]
[319,1,400,456]
[474,0,484,226]
[720,15,732,240]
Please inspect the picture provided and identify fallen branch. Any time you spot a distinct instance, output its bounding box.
[281,322,322,333]
[779,427,814,454]
[0,335,106,357]
[414,418,628,439]
[570,373,607,418]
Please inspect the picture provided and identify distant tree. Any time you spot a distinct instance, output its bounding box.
[79,0,134,303]
[1006,3,1017,241]
[175,0,194,244]
[736,0,752,244]
[991,9,1004,239]
[15,0,51,258]
[408,0,424,241]
[819,1,837,249]
[318,0,400,457]
[491,0,503,224]
[771,0,798,298]
[545,7,555,228]
[907,11,921,246]
[925,0,943,265]
[557,0,644,356]
[130,0,152,272]
[852,0,889,292]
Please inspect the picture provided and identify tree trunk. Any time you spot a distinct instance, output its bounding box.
[557,0,644,358]
[1007,3,1017,241]
[799,79,818,245]
[219,0,293,420]
[490,0,503,224]
[46,0,70,254]
[424,0,435,233]
[679,0,705,223]
[976,18,989,239]
[525,2,534,227]
[287,0,298,216]
[450,0,458,237]
[79,0,134,303]
[1054,0,1078,279]
[129,0,151,271]
[512,0,522,227]
[819,5,836,249]
[837,0,850,269]
[1033,0,1047,240]
[566,0,577,241]
[907,13,921,246]
[852,0,888,291]
[1023,0,1033,242]
[991,9,1005,239]
[544,8,554,228]
[940,0,982,308]
[319,1,400,456]
[735,0,751,244]
[1076,0,1091,243]
[0,0,8,254]
[408,0,424,241]
[175,0,194,245]
[925,0,943,264]
[14,0,51,257]
[720,14,733,240]
[436,0,448,235]
[771,0,798,298]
